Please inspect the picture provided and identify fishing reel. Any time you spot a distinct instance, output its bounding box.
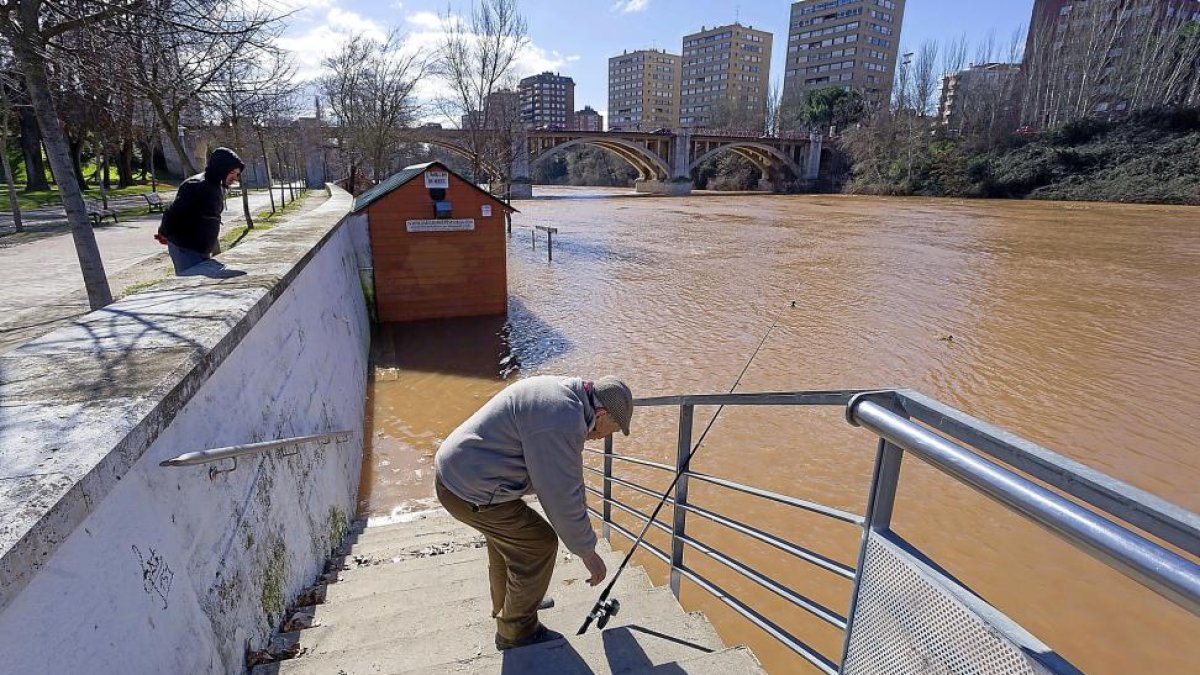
[595,598,620,628]
[577,597,621,634]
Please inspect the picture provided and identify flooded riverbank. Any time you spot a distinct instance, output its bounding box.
[362,187,1200,673]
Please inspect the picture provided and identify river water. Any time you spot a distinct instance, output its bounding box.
[361,187,1200,674]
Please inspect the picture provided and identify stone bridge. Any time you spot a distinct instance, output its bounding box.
[414,128,826,197]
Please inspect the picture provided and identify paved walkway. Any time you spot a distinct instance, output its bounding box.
[0,186,318,353]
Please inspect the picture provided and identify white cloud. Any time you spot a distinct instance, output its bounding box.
[405,10,443,31]
[612,0,649,14]
[326,6,387,38]
[274,6,387,81]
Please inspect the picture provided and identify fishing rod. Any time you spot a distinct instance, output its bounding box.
[578,314,782,635]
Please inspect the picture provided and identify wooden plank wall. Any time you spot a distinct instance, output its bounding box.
[367,172,508,322]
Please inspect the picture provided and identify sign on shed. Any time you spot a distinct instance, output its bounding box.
[352,162,517,323]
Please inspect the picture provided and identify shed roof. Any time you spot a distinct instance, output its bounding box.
[351,161,519,214]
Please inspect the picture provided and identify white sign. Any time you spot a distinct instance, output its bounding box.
[482,205,492,217]
[424,170,450,189]
[406,219,475,233]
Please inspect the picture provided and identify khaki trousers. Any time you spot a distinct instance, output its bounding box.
[435,476,558,641]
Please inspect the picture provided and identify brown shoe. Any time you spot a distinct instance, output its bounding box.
[495,624,565,651]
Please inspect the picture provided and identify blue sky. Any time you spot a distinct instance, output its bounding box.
[276,1,1036,120]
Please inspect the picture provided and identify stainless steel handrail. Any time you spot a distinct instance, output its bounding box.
[592,388,1200,673]
[160,431,353,467]
[686,470,865,525]
[584,468,858,577]
[849,399,1200,617]
[583,447,676,473]
[597,515,839,675]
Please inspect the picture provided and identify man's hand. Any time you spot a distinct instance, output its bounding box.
[582,550,607,587]
[154,233,168,246]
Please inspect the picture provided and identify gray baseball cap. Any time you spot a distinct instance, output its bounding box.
[593,376,634,436]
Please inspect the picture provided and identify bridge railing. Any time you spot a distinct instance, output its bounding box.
[583,389,1199,674]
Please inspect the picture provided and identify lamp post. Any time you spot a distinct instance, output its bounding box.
[901,52,914,187]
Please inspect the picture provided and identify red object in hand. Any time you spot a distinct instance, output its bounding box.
[154,233,168,245]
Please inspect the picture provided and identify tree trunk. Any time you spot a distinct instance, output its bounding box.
[232,122,252,229]
[257,128,275,213]
[149,142,157,192]
[16,103,49,191]
[0,88,24,232]
[118,137,134,188]
[69,136,85,188]
[13,33,111,308]
[1,116,23,233]
[98,151,108,209]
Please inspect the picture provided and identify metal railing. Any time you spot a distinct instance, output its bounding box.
[585,389,1200,674]
[160,430,353,479]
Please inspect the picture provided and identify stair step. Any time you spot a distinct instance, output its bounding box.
[351,511,475,543]
[256,609,724,675]
[326,547,629,604]
[408,611,726,675]
[634,646,766,674]
[292,583,679,657]
[350,502,585,549]
[344,527,614,567]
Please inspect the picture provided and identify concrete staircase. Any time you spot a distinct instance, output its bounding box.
[251,508,765,675]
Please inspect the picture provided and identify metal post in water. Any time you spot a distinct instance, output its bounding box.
[670,404,695,599]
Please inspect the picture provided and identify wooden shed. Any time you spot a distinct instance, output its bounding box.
[353,162,516,323]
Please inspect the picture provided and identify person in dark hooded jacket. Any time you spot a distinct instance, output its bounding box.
[157,147,245,275]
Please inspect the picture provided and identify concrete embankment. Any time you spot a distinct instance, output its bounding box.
[0,185,371,673]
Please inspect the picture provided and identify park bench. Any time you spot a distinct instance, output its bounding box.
[86,199,118,226]
[142,192,170,212]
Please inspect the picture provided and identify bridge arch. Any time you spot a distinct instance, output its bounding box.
[531,137,670,181]
[416,138,506,181]
[688,142,804,178]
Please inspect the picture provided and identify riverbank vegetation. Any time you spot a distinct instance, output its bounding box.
[826,8,1200,205]
[844,107,1200,204]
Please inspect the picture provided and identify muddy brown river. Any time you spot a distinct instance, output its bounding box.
[362,187,1200,674]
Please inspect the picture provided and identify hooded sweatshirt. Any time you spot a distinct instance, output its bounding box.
[158,147,245,254]
[435,376,599,556]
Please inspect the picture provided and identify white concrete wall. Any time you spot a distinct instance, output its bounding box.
[0,189,370,673]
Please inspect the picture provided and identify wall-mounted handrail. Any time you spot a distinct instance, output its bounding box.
[849,399,1200,618]
[160,431,353,468]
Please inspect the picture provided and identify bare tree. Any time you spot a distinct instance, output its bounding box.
[1020,0,1200,126]
[435,0,528,185]
[207,44,295,227]
[116,1,283,177]
[320,32,425,186]
[912,41,940,117]
[0,1,137,308]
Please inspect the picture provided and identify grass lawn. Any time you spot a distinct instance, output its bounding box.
[4,148,177,210]
[11,182,175,211]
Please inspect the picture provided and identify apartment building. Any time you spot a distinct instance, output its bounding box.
[460,89,520,130]
[1024,0,1200,122]
[782,0,906,107]
[938,63,1023,132]
[519,72,575,129]
[608,49,682,131]
[572,106,605,132]
[679,23,773,129]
